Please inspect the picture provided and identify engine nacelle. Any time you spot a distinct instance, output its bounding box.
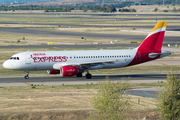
[47,70,60,74]
[60,66,78,76]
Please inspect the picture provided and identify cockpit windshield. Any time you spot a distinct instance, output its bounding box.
[10,57,20,60]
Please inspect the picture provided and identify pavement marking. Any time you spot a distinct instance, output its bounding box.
[23,82,31,86]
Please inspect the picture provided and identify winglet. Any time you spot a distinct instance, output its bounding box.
[138,21,167,50]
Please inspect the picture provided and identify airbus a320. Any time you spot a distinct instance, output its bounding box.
[3,22,171,79]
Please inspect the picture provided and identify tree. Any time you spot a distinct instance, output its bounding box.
[130,9,136,12]
[172,7,177,12]
[91,77,130,120]
[154,7,158,12]
[156,70,180,120]
[163,10,168,12]
[44,9,49,12]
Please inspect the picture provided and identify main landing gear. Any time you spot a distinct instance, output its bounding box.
[86,70,92,79]
[24,70,29,79]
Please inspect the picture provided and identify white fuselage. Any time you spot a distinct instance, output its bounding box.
[3,49,138,71]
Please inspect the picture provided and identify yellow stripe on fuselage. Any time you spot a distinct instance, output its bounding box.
[150,21,167,33]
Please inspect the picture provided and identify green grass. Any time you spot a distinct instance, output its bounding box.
[0,53,16,60]
[0,82,165,91]
[0,14,180,26]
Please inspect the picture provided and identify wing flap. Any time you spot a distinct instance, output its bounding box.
[53,60,118,69]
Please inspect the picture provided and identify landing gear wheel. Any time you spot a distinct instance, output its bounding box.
[24,70,29,79]
[76,72,83,77]
[86,74,92,79]
[24,75,29,79]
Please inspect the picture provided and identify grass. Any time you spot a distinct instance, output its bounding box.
[0,82,162,119]
[0,46,127,53]
[0,82,166,90]
[0,13,180,26]
[0,32,131,45]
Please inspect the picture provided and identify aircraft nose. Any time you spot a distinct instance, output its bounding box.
[3,61,9,69]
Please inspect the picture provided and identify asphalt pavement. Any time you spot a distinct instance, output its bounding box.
[0,27,179,44]
[0,73,167,87]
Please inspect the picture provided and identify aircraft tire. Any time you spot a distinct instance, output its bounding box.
[24,75,29,79]
[86,74,92,79]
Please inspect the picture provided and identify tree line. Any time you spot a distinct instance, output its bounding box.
[0,3,136,13]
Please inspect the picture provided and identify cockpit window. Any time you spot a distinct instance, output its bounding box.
[9,57,20,60]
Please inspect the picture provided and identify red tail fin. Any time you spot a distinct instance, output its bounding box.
[138,22,167,50]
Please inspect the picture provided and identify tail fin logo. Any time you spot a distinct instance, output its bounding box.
[138,21,167,51]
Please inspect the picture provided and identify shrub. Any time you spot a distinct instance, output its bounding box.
[156,70,180,119]
[91,77,130,120]
[163,10,168,12]
[154,8,158,12]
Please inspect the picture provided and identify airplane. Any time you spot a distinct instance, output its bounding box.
[3,21,171,79]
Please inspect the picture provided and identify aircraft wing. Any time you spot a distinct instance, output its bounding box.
[53,60,119,69]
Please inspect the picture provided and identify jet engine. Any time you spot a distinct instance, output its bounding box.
[47,70,60,74]
[60,66,78,76]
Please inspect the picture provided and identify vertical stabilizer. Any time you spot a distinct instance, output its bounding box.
[138,22,167,50]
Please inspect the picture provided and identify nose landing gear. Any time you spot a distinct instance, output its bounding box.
[24,71,29,79]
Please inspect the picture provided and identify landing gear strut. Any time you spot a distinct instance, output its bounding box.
[24,71,29,79]
[86,70,92,79]
[76,72,82,77]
